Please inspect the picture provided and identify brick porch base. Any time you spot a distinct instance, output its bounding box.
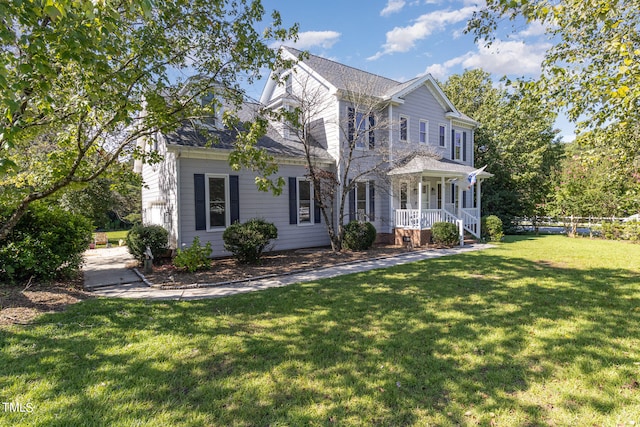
[393,228,432,247]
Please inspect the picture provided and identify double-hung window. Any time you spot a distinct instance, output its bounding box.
[419,120,428,144]
[348,108,375,149]
[454,131,462,161]
[206,175,229,229]
[297,178,313,224]
[399,115,408,142]
[355,181,369,221]
[439,125,446,147]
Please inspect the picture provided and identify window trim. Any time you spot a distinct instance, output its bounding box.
[399,115,409,142]
[205,174,230,231]
[297,177,314,226]
[419,119,429,144]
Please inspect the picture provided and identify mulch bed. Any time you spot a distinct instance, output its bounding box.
[0,275,93,327]
[144,244,422,287]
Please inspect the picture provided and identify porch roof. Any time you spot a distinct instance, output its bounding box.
[387,154,493,178]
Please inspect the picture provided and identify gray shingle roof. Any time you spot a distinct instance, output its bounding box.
[388,154,492,177]
[163,101,333,161]
[164,124,331,161]
[284,47,401,97]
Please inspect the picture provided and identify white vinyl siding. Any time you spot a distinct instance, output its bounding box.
[178,158,330,256]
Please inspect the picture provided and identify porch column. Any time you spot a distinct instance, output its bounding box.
[477,179,482,235]
[441,176,446,212]
[417,179,422,229]
[389,180,394,233]
[457,182,463,218]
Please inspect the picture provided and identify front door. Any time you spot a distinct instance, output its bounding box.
[400,181,409,209]
[421,182,430,210]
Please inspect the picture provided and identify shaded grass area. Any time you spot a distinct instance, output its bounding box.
[1,236,640,426]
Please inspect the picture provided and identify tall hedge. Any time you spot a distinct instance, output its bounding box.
[0,203,93,284]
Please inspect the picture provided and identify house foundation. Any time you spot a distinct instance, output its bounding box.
[394,228,431,247]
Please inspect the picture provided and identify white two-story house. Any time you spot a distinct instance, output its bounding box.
[138,47,491,256]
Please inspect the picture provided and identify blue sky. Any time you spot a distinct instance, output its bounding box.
[245,0,576,141]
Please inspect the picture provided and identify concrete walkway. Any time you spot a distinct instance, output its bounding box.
[84,244,493,301]
[83,246,142,289]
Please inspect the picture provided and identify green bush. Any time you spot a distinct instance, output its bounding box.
[431,222,459,247]
[126,224,169,264]
[223,218,278,264]
[0,203,93,284]
[482,215,504,242]
[174,237,212,273]
[342,221,377,251]
[599,221,640,242]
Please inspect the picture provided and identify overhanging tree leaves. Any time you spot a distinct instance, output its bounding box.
[467,0,640,132]
[442,69,562,228]
[0,0,297,241]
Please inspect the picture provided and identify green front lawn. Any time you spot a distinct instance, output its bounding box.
[1,236,639,426]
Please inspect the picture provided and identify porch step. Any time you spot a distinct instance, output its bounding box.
[463,232,478,245]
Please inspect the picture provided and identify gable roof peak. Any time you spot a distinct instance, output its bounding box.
[280,46,401,97]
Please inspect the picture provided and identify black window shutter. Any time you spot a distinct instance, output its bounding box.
[369,181,375,221]
[314,195,321,224]
[451,129,455,159]
[462,131,467,162]
[348,179,355,222]
[229,175,239,224]
[288,177,297,224]
[368,113,375,149]
[194,174,206,230]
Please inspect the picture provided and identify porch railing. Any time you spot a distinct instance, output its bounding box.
[394,208,479,243]
[461,208,480,238]
[394,209,444,229]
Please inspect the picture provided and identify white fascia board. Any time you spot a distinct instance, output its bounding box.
[446,113,479,128]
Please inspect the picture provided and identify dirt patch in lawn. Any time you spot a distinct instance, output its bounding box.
[145,244,423,287]
[0,275,93,327]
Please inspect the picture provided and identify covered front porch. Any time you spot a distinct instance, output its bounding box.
[388,155,491,246]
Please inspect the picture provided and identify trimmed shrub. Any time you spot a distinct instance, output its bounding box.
[482,215,504,242]
[126,224,169,264]
[0,203,93,283]
[431,221,459,247]
[342,221,377,251]
[223,218,278,264]
[174,237,212,273]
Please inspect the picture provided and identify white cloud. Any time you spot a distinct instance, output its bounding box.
[423,39,550,78]
[380,0,406,16]
[424,55,469,80]
[292,31,341,49]
[368,6,477,60]
[518,21,547,38]
[462,40,550,75]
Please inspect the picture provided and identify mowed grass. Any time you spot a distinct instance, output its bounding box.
[1,235,640,426]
